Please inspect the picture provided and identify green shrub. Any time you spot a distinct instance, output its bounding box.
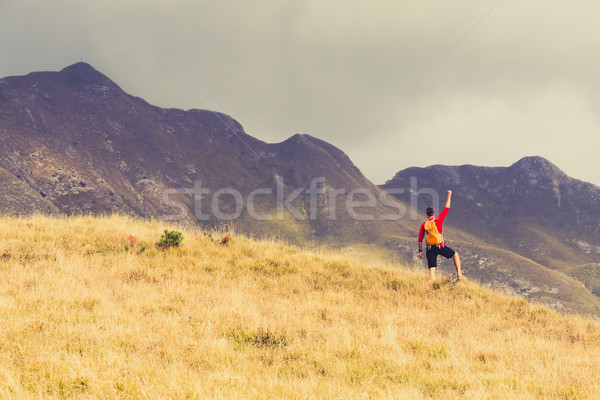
[156,230,183,250]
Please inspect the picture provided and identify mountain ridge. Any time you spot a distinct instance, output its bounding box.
[0,62,413,240]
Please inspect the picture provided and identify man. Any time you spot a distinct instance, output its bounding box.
[418,190,466,281]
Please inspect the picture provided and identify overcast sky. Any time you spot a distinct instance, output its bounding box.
[1,0,599,185]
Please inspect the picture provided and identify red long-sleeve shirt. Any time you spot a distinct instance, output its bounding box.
[418,207,449,245]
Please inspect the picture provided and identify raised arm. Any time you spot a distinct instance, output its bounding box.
[418,224,424,257]
[445,190,452,209]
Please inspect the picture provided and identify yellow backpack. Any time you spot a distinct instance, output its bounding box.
[424,219,443,245]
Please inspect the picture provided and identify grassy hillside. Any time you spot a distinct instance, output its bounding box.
[1,215,599,399]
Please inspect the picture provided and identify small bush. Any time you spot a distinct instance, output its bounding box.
[156,230,183,250]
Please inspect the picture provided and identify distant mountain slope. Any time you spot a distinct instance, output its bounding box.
[382,157,600,312]
[0,63,412,242]
[0,166,58,215]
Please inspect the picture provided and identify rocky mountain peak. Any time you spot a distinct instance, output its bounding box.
[60,62,97,73]
[58,62,120,90]
[510,156,566,182]
[284,133,316,146]
[278,134,355,167]
[0,62,122,99]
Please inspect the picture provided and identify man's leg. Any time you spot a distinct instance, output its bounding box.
[453,252,467,280]
[426,249,438,281]
[429,267,436,281]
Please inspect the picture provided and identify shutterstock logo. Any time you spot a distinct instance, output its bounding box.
[161,176,439,222]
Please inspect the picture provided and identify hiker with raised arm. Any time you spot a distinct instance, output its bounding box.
[418,190,466,282]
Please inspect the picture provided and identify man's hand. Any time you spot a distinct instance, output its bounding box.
[419,251,423,259]
[445,190,452,208]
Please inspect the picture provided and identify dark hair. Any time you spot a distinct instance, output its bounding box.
[426,207,435,216]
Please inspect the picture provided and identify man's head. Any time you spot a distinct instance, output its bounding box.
[426,207,435,217]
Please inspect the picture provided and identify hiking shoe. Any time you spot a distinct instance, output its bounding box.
[456,275,468,282]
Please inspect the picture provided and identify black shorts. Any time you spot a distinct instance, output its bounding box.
[426,245,456,268]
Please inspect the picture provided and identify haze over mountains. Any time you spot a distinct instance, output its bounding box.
[1,63,599,314]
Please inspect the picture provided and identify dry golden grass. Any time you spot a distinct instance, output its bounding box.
[0,214,599,399]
